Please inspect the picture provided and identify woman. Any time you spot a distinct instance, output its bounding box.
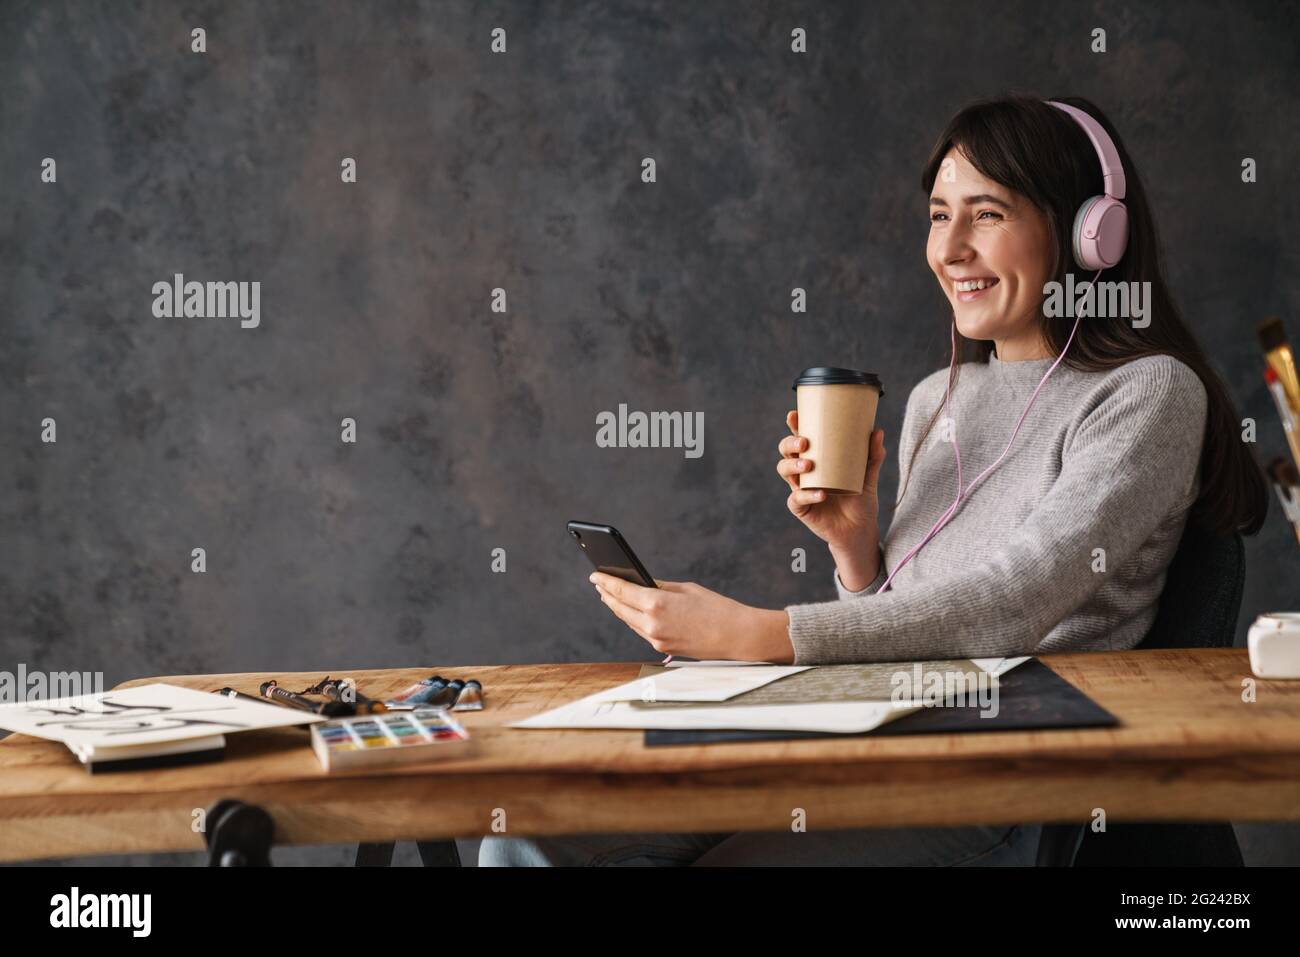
[480,94,1268,866]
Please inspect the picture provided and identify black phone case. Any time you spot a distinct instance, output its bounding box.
[566,521,657,588]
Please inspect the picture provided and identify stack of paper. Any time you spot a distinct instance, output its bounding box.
[511,657,1030,733]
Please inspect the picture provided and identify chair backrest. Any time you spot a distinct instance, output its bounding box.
[1140,519,1246,651]
[1039,519,1250,867]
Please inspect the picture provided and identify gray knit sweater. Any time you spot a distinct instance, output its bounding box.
[784,352,1208,664]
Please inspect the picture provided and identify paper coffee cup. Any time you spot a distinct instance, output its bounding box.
[792,367,884,495]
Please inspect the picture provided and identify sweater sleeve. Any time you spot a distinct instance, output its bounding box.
[834,549,888,599]
[784,357,1208,664]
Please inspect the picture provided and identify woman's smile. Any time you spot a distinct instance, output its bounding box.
[951,275,1001,302]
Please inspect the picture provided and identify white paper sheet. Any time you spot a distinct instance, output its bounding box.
[969,656,1031,677]
[0,683,323,748]
[511,692,920,733]
[659,660,772,667]
[591,665,809,703]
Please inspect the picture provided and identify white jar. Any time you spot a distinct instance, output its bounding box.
[1248,613,1300,679]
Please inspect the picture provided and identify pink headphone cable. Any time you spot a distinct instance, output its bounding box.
[877,269,1100,593]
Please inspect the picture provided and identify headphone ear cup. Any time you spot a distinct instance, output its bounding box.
[1072,195,1129,270]
[1071,196,1102,270]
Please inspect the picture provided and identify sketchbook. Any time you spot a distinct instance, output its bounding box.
[71,734,228,773]
[0,682,323,751]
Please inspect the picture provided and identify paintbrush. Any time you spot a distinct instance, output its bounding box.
[1258,317,1299,418]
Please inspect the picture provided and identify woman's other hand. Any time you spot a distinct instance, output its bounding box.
[777,409,886,550]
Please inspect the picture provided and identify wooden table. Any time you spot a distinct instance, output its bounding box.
[1,648,1298,862]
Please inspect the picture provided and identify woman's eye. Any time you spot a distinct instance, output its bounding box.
[930,212,948,222]
[977,210,1002,221]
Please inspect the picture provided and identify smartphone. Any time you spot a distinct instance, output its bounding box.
[566,521,657,588]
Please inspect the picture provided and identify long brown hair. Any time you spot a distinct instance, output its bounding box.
[903,94,1268,537]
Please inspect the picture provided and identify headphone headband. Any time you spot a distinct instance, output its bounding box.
[1046,100,1127,200]
[1046,99,1130,270]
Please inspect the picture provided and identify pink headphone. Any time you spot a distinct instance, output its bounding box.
[1048,100,1130,270]
[877,100,1129,593]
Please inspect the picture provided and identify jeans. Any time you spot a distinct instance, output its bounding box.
[479,823,1043,866]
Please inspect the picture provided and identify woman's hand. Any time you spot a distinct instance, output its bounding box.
[777,409,887,549]
[588,572,794,663]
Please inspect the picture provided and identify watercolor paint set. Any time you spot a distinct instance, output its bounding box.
[310,708,470,771]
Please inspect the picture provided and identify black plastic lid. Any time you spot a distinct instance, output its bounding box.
[792,367,883,395]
